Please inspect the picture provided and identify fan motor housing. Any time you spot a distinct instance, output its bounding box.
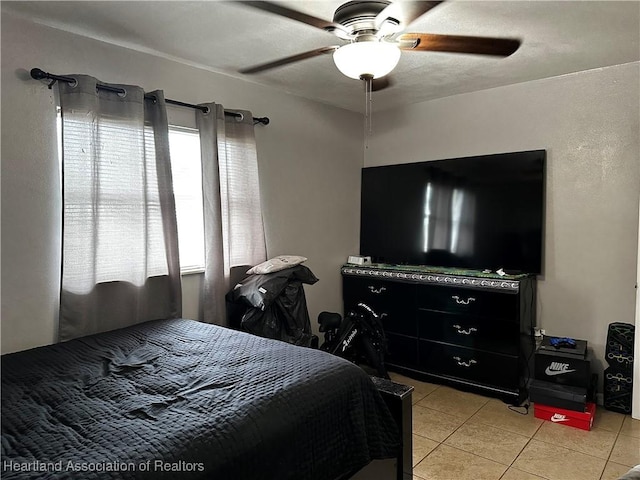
[333,0,391,33]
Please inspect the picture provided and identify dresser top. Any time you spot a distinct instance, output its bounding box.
[345,263,531,278]
[342,263,534,292]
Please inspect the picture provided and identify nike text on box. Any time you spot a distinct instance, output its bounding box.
[534,402,596,431]
[534,337,591,388]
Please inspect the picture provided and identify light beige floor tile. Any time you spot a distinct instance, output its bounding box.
[412,404,466,442]
[414,444,507,480]
[600,461,636,480]
[444,420,530,465]
[533,421,617,459]
[499,468,546,480]
[411,383,441,404]
[620,416,640,439]
[389,372,440,404]
[512,439,606,480]
[592,408,625,433]
[471,399,543,438]
[609,434,640,467]
[416,385,490,420]
[413,434,439,467]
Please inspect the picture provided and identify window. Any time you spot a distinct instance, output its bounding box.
[58,109,206,278]
[168,126,205,274]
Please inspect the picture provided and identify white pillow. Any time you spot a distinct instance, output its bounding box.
[246,255,307,275]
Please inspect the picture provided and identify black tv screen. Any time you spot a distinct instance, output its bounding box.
[360,150,546,274]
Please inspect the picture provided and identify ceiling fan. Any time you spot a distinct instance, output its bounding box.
[237,0,521,91]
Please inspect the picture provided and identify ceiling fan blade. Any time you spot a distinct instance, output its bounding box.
[236,1,349,37]
[372,76,393,92]
[376,1,443,31]
[239,46,339,74]
[398,33,521,56]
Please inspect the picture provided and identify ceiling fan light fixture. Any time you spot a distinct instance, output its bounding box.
[333,41,401,79]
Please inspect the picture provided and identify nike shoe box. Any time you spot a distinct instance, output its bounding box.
[534,337,591,388]
[529,379,590,412]
[534,402,596,431]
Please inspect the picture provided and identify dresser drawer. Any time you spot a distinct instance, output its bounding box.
[417,310,519,356]
[386,333,419,369]
[343,276,416,336]
[380,312,417,337]
[344,276,415,309]
[418,340,519,390]
[416,284,518,320]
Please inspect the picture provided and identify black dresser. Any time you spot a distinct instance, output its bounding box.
[342,264,537,403]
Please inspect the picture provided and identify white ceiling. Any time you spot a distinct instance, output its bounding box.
[4,0,640,113]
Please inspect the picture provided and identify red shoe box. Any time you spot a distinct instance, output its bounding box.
[533,402,596,431]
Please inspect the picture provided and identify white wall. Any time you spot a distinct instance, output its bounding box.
[365,62,640,386]
[1,12,363,353]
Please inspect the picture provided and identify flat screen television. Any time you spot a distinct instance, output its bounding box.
[360,150,546,275]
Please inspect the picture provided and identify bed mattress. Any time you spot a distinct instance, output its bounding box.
[1,318,399,479]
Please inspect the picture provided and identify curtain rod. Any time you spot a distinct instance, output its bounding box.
[30,68,270,126]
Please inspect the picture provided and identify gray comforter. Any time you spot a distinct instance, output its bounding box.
[1,319,399,479]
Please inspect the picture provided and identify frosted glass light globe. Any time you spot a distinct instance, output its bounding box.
[333,42,401,79]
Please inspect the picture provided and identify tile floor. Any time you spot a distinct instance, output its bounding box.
[387,372,640,480]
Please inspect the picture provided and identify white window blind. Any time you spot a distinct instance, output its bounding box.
[61,110,259,282]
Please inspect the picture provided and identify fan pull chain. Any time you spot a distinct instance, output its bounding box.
[361,74,373,136]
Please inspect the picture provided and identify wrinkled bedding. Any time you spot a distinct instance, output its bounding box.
[1,319,399,479]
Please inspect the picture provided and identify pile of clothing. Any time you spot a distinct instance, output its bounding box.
[226,256,318,347]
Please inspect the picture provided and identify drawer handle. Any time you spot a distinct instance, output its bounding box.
[453,356,477,368]
[452,324,478,335]
[368,286,387,294]
[451,295,476,305]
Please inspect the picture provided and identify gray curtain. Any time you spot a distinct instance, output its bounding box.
[197,104,266,325]
[58,75,182,341]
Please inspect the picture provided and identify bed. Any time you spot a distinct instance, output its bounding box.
[1,318,400,479]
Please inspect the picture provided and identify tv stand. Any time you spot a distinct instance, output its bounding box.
[341,264,536,403]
